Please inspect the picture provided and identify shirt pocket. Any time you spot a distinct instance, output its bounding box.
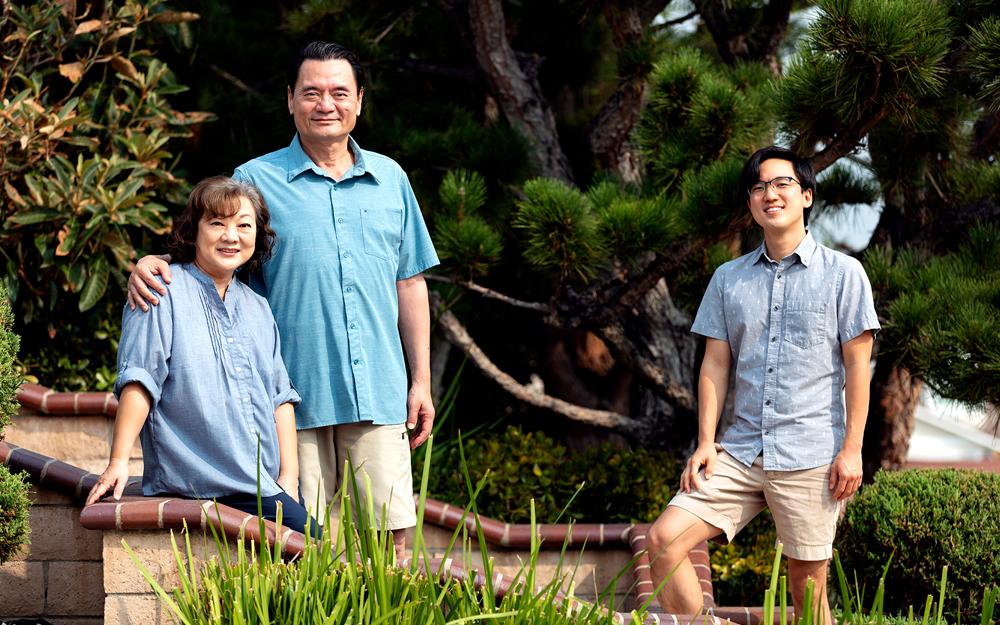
[784,301,827,349]
[361,206,403,262]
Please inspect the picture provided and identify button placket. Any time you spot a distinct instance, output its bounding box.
[761,261,785,464]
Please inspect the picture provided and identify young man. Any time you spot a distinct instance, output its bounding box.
[646,147,879,623]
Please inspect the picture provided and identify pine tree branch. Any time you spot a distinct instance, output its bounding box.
[595,324,696,413]
[565,212,754,331]
[424,274,550,312]
[806,106,890,174]
[429,291,639,435]
[653,10,698,30]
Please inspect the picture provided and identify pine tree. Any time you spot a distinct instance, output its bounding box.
[0,283,31,565]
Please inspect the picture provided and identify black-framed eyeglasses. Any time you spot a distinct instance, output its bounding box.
[749,177,799,196]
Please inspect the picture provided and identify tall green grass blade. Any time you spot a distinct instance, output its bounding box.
[936,566,949,625]
[834,551,854,625]
[122,538,192,625]
[982,585,998,625]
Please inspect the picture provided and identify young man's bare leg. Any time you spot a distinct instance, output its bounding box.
[392,530,406,562]
[646,506,722,614]
[788,557,832,625]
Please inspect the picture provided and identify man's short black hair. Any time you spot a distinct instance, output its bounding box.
[288,42,365,94]
[740,146,817,225]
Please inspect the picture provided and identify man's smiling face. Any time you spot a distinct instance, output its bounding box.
[287,58,363,146]
[748,158,813,236]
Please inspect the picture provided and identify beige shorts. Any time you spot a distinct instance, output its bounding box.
[668,446,841,561]
[297,422,416,531]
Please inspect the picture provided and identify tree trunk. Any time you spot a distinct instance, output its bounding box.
[863,354,922,482]
[585,83,645,184]
[464,0,576,185]
[621,278,702,455]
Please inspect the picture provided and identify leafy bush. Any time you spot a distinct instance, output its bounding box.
[709,511,787,607]
[0,282,31,565]
[836,468,1000,618]
[416,425,680,524]
[2,0,208,390]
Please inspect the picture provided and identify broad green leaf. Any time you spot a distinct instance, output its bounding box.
[79,255,109,311]
[6,210,62,225]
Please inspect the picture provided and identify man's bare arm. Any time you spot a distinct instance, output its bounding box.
[126,254,173,311]
[830,330,874,500]
[396,273,434,449]
[681,337,732,493]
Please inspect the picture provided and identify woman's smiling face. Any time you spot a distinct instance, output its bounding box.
[194,196,257,281]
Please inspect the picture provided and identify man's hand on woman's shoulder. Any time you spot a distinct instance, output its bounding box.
[127,254,173,311]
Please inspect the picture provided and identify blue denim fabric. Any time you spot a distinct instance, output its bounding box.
[115,263,301,499]
[691,232,880,471]
[234,135,439,429]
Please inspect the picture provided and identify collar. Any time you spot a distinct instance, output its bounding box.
[286,134,380,184]
[752,231,818,267]
[186,262,242,305]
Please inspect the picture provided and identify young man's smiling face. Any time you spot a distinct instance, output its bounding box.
[748,157,813,237]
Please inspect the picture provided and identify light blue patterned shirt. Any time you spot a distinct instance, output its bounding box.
[115,263,301,499]
[234,135,439,429]
[691,232,880,471]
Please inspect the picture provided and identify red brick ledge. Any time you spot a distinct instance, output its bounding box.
[16,381,118,417]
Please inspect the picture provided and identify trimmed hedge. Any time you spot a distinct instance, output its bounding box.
[835,468,1000,618]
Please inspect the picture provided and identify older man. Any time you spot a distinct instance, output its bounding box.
[127,42,439,558]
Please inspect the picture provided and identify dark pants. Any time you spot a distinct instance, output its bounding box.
[215,491,322,539]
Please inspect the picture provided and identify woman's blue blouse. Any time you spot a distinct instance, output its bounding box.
[114,263,301,499]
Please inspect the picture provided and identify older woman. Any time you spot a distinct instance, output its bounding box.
[86,176,318,536]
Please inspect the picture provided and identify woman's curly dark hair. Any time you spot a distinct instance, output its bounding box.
[167,176,277,274]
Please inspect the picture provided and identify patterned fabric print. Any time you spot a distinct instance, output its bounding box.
[691,232,880,471]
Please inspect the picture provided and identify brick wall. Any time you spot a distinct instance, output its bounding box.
[5,406,142,476]
[0,485,103,625]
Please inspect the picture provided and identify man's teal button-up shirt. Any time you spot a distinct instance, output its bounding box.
[234,135,439,429]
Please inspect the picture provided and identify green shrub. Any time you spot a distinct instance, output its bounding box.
[0,282,31,564]
[709,511,787,607]
[836,468,1000,618]
[415,425,680,524]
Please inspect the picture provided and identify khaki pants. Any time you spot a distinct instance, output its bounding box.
[297,422,416,530]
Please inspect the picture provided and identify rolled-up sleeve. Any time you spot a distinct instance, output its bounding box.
[691,269,729,342]
[269,319,301,412]
[114,279,173,409]
[837,259,881,344]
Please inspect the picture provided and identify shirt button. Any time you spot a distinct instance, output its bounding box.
[346,287,353,292]
[243,397,249,403]
[228,338,233,343]
[765,400,771,406]
[236,367,242,372]
[353,359,359,365]
[338,218,344,224]
[344,252,349,258]
[773,305,778,311]
[350,324,356,329]
[771,337,776,342]
[250,428,256,433]
[777,274,782,279]
[768,367,773,373]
